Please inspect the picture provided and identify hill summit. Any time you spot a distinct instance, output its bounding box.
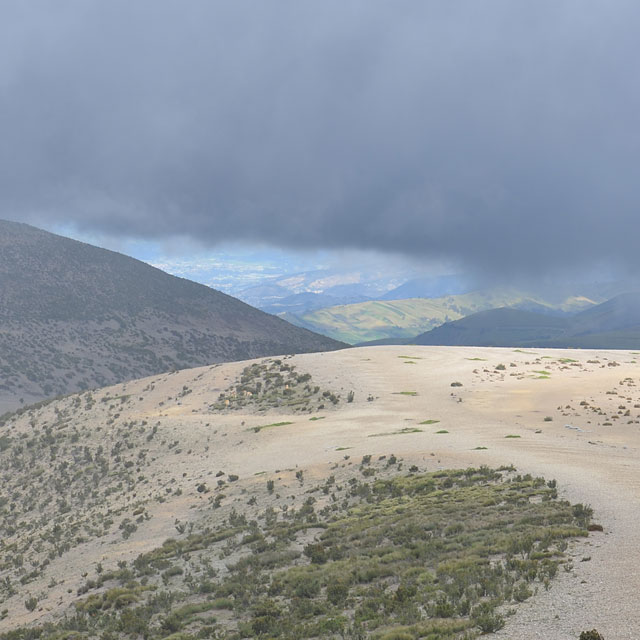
[0,220,344,411]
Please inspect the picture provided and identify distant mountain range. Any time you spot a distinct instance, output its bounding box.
[236,269,469,316]
[380,275,470,300]
[261,291,371,316]
[0,221,344,412]
[237,270,403,310]
[285,288,603,344]
[411,292,640,349]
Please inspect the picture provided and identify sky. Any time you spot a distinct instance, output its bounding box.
[1,1,639,283]
[48,223,442,296]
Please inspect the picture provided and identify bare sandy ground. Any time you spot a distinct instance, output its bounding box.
[5,345,640,638]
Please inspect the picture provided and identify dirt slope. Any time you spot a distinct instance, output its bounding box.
[2,345,640,637]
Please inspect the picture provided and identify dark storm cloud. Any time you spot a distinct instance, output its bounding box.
[1,1,639,274]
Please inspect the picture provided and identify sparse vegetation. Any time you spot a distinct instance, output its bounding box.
[251,421,294,433]
[368,427,423,437]
[1,462,591,640]
[212,360,341,414]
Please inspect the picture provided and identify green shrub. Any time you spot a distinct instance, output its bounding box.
[379,632,414,640]
[430,596,455,618]
[513,581,533,602]
[251,599,281,636]
[472,603,505,632]
[326,581,349,606]
[474,611,505,633]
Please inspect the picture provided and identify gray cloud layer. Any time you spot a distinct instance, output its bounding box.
[1,1,639,275]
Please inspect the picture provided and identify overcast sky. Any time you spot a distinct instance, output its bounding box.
[1,1,639,279]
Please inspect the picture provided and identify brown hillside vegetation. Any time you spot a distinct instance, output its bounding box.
[0,221,344,413]
[1,346,639,637]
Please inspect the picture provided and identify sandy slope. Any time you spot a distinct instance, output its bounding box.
[4,345,640,637]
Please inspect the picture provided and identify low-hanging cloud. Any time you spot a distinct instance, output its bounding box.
[1,1,640,276]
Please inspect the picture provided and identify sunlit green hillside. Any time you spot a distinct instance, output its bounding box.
[284,290,596,344]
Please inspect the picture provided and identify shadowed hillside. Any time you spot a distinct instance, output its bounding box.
[0,221,344,411]
[412,308,570,347]
[412,293,640,349]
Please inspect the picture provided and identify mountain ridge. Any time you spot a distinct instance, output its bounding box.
[0,220,344,411]
[285,288,600,344]
[411,292,640,349]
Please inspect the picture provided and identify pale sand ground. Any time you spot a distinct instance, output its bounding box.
[5,345,640,637]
